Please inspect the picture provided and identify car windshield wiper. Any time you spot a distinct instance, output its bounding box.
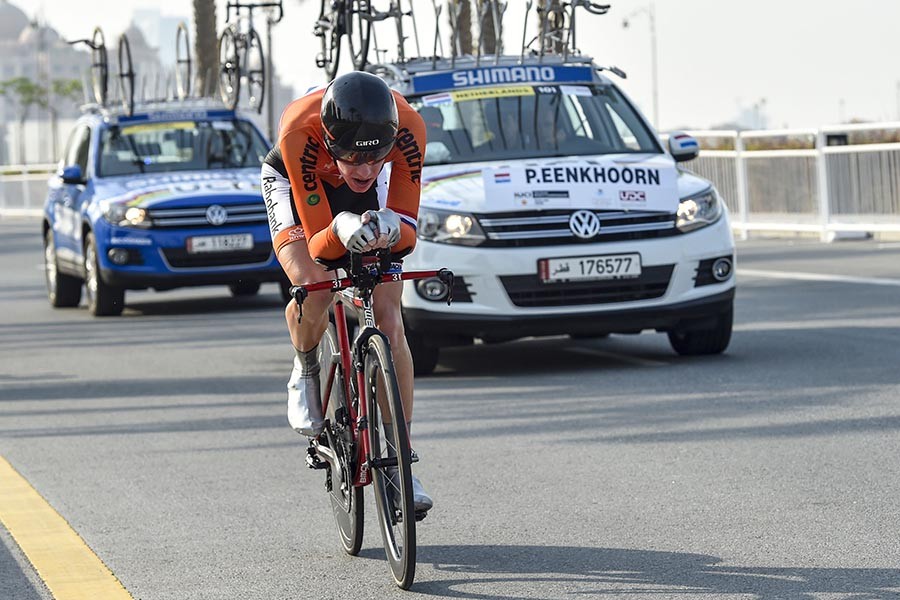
[123,135,147,173]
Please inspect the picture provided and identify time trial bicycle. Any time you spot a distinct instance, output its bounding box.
[290,250,453,589]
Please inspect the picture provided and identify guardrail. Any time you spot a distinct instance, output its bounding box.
[0,164,55,217]
[683,122,900,240]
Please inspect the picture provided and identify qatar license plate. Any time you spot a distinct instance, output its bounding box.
[187,233,253,253]
[539,253,642,282]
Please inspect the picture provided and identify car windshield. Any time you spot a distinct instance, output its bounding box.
[97,119,269,177]
[412,84,662,166]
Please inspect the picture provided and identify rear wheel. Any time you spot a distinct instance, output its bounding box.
[347,0,372,70]
[406,330,439,376]
[316,0,342,79]
[84,232,124,317]
[366,334,416,589]
[320,323,364,555]
[44,229,82,308]
[668,307,733,355]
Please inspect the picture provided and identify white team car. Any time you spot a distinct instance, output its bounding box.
[374,57,735,374]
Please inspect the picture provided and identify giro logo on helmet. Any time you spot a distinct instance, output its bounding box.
[355,139,380,147]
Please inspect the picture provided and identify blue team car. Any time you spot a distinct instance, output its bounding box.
[42,103,287,316]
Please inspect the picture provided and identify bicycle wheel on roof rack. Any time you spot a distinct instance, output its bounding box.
[244,28,266,114]
[217,27,240,110]
[117,34,135,116]
[175,22,192,100]
[90,27,108,106]
[347,0,372,70]
[316,0,341,80]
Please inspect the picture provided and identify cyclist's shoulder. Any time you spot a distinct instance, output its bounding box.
[393,91,424,133]
[278,87,327,141]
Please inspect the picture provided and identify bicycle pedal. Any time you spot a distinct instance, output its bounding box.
[305,447,327,470]
[414,510,428,522]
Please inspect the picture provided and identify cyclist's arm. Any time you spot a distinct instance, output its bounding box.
[384,98,426,254]
[279,129,347,260]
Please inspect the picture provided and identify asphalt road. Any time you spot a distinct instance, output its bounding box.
[2,216,900,600]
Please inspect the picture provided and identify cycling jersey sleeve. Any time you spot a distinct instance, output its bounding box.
[384,96,426,254]
[261,146,304,252]
[279,128,347,260]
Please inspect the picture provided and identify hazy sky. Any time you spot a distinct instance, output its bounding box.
[26,0,900,130]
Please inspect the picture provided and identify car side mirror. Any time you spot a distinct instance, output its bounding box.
[60,165,85,185]
[667,132,700,163]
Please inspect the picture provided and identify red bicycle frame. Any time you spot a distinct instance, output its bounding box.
[302,266,451,488]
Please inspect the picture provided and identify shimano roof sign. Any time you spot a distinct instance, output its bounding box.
[117,109,236,124]
[411,65,594,94]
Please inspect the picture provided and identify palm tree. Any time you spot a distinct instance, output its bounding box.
[449,0,472,55]
[193,0,218,97]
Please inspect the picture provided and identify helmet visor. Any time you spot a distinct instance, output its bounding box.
[323,136,394,165]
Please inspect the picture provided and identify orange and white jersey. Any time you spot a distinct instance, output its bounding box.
[261,87,425,261]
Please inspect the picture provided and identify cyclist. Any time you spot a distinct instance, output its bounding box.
[260,71,432,513]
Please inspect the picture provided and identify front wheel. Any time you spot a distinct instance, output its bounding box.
[320,323,364,555]
[84,232,124,316]
[668,307,733,355]
[244,28,265,114]
[365,334,416,589]
[217,28,240,109]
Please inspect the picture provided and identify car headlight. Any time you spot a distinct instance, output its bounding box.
[103,203,151,228]
[676,187,722,233]
[417,207,486,246]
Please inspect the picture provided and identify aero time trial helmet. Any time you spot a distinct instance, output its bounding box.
[321,71,398,165]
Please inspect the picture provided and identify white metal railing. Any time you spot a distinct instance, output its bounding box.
[682,123,900,240]
[0,164,55,216]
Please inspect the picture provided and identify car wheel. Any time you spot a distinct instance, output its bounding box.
[668,307,733,355]
[84,232,125,317]
[44,229,82,308]
[406,330,439,376]
[279,277,293,304]
[229,281,261,297]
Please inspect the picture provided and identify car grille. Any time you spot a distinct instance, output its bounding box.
[500,265,674,307]
[161,244,273,268]
[477,210,677,247]
[147,203,268,228]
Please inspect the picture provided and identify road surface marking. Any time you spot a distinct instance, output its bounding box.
[738,268,900,287]
[0,456,133,600]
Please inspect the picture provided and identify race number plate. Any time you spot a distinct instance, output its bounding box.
[187,233,253,253]
[539,253,642,282]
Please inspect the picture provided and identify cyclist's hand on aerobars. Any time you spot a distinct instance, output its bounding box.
[332,211,379,253]
[361,208,402,249]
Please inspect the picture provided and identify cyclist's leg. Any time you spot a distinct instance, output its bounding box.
[279,239,334,435]
[372,280,413,419]
[372,280,432,513]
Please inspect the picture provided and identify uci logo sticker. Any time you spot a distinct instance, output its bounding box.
[307,193,321,206]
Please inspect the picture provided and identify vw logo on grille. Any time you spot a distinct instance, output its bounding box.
[206,205,228,226]
[569,210,601,239]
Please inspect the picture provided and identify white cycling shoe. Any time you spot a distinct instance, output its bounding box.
[388,470,433,513]
[286,355,324,437]
[411,475,434,513]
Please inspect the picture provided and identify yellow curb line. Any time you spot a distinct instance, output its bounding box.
[0,456,133,600]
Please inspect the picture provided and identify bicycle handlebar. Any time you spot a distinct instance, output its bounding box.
[288,250,454,323]
[225,0,284,24]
